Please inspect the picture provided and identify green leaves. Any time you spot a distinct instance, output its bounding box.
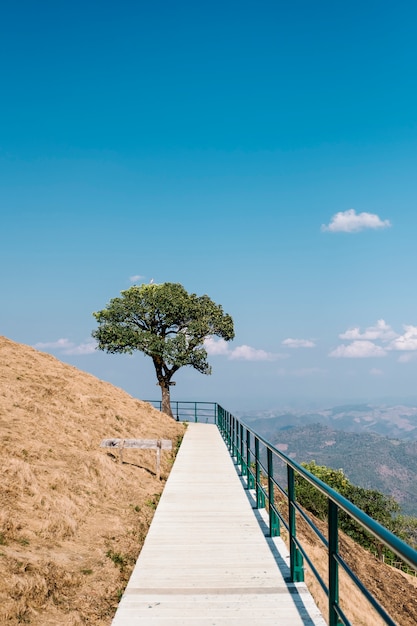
[295,461,404,554]
[92,282,234,390]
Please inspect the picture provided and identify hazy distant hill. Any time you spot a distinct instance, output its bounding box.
[239,403,417,440]
[239,405,417,515]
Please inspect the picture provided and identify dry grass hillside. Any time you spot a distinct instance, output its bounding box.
[275,498,417,625]
[0,335,184,625]
[297,515,417,626]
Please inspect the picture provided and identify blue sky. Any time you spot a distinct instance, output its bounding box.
[2,0,417,411]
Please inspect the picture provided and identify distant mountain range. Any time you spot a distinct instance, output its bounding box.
[238,404,417,440]
[237,405,417,516]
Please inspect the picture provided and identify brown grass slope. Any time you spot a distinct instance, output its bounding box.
[0,335,184,625]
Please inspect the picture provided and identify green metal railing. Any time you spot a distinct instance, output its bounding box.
[216,404,417,626]
[150,400,417,625]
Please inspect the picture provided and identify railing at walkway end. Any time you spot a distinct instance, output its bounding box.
[146,400,218,424]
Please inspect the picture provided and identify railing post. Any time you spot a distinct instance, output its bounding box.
[234,417,239,461]
[267,448,280,537]
[287,466,304,582]
[246,430,254,488]
[226,411,231,448]
[225,411,230,449]
[235,417,240,467]
[238,422,244,474]
[329,500,340,626]
[255,437,265,508]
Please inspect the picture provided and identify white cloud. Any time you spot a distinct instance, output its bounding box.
[329,340,387,358]
[339,319,397,342]
[389,325,417,351]
[331,320,417,362]
[129,274,145,282]
[204,336,284,361]
[282,338,315,348]
[229,345,278,361]
[34,338,74,350]
[33,338,96,355]
[321,209,391,233]
[204,336,230,356]
[62,342,97,355]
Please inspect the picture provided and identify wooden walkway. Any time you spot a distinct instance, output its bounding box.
[111,423,326,626]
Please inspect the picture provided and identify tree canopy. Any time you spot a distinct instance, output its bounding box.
[92,282,234,416]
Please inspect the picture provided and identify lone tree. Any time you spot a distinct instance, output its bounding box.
[92,282,234,417]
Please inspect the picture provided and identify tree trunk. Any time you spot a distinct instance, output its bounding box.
[160,383,173,418]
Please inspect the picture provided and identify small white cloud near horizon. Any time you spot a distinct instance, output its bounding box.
[339,319,397,342]
[204,336,284,362]
[282,338,316,348]
[129,274,145,283]
[63,341,97,355]
[329,340,386,358]
[321,209,391,233]
[34,338,74,350]
[229,345,278,361]
[33,338,97,355]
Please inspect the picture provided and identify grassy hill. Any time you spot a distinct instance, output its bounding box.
[0,335,184,625]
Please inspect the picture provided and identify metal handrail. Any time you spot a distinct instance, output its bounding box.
[216,404,417,626]
[145,400,218,423]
